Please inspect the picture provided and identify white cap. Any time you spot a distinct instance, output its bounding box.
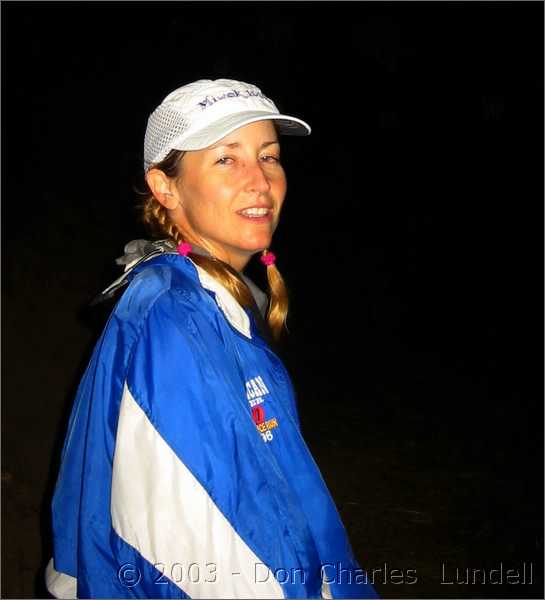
[143,78,311,171]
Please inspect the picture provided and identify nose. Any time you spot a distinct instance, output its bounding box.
[245,160,271,194]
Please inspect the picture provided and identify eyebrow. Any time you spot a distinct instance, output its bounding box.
[209,140,280,151]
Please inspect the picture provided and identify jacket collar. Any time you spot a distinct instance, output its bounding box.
[191,261,253,339]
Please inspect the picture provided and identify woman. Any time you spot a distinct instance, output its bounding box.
[46,79,379,599]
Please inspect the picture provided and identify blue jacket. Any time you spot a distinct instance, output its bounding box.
[46,252,379,599]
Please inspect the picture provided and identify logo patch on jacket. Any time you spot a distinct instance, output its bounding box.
[245,376,278,443]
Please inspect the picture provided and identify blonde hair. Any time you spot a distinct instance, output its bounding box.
[139,150,289,340]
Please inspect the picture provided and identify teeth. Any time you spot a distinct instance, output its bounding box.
[240,207,269,217]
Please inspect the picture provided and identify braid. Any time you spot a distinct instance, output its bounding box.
[265,261,289,339]
[139,150,289,341]
[142,199,182,244]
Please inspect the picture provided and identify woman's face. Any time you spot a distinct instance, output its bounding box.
[170,120,287,271]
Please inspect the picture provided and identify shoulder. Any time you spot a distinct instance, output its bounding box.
[113,254,204,327]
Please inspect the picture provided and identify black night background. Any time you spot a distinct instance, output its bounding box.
[2,1,543,598]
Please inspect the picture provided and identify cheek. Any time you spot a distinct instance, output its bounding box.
[182,180,224,221]
[274,176,287,208]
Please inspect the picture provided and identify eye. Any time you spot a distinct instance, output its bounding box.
[215,156,234,165]
[260,155,281,164]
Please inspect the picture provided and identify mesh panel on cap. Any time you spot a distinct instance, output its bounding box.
[144,105,189,170]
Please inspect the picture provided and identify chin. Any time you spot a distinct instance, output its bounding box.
[240,237,273,254]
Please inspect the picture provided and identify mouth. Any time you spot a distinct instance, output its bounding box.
[236,207,273,222]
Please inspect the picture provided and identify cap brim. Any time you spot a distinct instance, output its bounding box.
[172,111,311,151]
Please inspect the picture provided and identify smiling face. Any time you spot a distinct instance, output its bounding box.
[160,120,287,272]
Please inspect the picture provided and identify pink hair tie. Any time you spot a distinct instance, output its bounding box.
[177,242,192,256]
[260,251,276,266]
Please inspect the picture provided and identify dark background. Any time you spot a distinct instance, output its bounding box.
[2,1,543,598]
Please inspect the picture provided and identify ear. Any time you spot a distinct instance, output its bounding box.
[146,169,179,210]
